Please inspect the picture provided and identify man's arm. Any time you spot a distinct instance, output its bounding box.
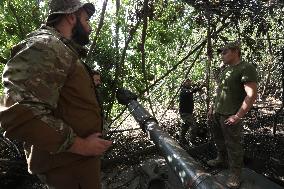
[1,38,112,156]
[0,37,78,154]
[235,82,258,118]
[224,82,257,125]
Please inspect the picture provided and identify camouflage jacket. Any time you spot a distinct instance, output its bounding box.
[0,25,102,174]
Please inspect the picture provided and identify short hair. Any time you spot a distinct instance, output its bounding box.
[46,14,64,27]
[185,78,191,82]
[92,70,100,76]
[217,41,241,57]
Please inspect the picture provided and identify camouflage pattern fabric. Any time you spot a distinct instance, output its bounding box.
[1,26,78,154]
[48,0,95,19]
[0,25,105,178]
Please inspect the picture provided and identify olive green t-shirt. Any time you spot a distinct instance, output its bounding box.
[214,61,257,115]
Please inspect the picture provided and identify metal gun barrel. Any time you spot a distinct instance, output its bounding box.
[126,100,226,189]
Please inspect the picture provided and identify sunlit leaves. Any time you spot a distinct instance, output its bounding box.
[0,0,283,121]
[0,0,45,64]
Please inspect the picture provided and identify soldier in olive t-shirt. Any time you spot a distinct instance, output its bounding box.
[207,42,257,189]
[214,61,257,115]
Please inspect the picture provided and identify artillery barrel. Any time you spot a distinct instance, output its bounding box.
[123,98,226,189]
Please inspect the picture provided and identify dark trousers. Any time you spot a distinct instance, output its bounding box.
[180,113,195,140]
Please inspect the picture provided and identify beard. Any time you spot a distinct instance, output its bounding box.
[95,83,102,88]
[72,19,90,46]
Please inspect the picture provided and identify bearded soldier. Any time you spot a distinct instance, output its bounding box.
[0,0,112,189]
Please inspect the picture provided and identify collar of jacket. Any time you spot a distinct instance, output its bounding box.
[27,25,88,59]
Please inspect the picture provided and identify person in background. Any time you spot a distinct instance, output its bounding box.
[178,79,204,145]
[92,70,102,87]
[207,41,257,189]
[0,0,112,188]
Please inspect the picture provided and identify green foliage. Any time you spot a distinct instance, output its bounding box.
[0,0,45,64]
[0,0,283,125]
[0,64,4,95]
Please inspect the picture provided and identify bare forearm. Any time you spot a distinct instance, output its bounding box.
[235,82,257,118]
[235,95,256,118]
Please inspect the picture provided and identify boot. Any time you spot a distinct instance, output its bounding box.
[226,170,241,189]
[207,153,227,168]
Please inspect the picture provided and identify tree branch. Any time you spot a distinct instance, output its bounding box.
[86,0,109,64]
[8,1,25,39]
[108,20,230,128]
[158,44,205,122]
[140,0,155,117]
[139,21,230,96]
[105,19,142,120]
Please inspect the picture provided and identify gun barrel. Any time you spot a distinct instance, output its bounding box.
[127,100,226,189]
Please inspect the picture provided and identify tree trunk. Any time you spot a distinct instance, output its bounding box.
[106,19,141,120]
[206,15,213,112]
[86,0,109,64]
[261,31,274,98]
[140,0,155,116]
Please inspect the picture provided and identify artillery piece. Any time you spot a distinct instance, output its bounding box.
[116,88,283,189]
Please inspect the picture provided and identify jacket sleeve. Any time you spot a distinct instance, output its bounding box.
[0,36,77,154]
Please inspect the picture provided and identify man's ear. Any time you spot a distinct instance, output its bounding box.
[65,14,77,26]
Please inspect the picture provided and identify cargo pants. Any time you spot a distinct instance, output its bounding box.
[180,113,195,141]
[211,113,244,173]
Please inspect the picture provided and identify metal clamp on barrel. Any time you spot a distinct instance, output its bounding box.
[127,100,157,132]
[116,88,157,132]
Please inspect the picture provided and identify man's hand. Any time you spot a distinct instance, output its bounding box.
[224,81,257,126]
[224,115,240,126]
[68,133,112,156]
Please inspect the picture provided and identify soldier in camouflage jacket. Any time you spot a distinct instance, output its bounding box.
[0,0,112,189]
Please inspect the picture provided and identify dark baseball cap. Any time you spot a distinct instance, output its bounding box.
[217,41,241,54]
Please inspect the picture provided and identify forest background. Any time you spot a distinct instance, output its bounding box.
[0,0,284,129]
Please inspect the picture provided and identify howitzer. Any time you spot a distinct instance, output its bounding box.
[116,89,284,189]
[116,88,226,189]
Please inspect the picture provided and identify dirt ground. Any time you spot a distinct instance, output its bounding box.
[0,100,283,188]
